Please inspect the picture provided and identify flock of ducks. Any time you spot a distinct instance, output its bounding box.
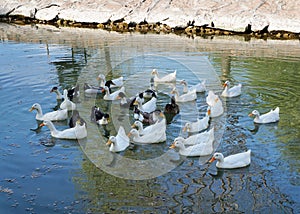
[29,69,280,170]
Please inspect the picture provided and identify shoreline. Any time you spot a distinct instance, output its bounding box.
[1,14,299,41]
[1,0,299,40]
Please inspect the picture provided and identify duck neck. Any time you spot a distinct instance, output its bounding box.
[131,131,140,140]
[152,112,159,122]
[255,114,260,121]
[137,101,144,111]
[55,90,63,99]
[223,85,229,93]
[35,106,43,118]
[173,90,179,99]
[99,79,105,87]
[217,156,224,164]
[46,121,59,135]
[63,90,69,100]
[177,142,186,151]
[182,83,188,93]
[153,73,159,80]
[137,123,144,134]
[104,88,111,96]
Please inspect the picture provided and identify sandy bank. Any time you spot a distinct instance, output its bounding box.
[1,0,299,32]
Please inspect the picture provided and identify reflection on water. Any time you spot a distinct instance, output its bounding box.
[0,23,299,213]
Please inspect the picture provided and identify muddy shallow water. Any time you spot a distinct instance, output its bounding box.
[0,23,299,213]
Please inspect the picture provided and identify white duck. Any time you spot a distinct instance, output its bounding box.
[60,89,76,110]
[180,79,206,93]
[249,107,280,124]
[128,119,166,144]
[221,81,242,97]
[29,103,68,121]
[40,120,87,139]
[182,115,210,133]
[171,87,197,102]
[97,74,124,88]
[206,91,224,118]
[151,69,176,83]
[175,127,214,146]
[106,126,130,152]
[206,90,219,106]
[131,119,166,136]
[133,96,157,113]
[209,150,251,169]
[103,86,125,100]
[169,134,214,157]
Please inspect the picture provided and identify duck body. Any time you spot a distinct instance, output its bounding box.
[221,81,242,97]
[175,127,214,146]
[151,69,176,83]
[181,80,206,93]
[40,120,87,139]
[83,83,105,94]
[60,89,76,110]
[209,150,251,169]
[106,126,130,152]
[171,88,197,102]
[183,115,209,133]
[164,96,180,115]
[29,103,68,121]
[249,107,279,124]
[131,119,165,136]
[170,135,214,157]
[104,86,125,100]
[128,118,166,144]
[134,96,157,113]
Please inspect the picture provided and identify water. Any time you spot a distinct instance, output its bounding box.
[0,23,300,213]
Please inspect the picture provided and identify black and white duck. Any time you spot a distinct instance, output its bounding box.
[50,85,79,101]
[90,106,110,125]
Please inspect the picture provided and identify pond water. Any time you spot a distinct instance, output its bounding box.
[0,23,299,213]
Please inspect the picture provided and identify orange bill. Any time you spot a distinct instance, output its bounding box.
[208,157,216,163]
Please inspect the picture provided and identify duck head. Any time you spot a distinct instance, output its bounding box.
[50,86,59,93]
[39,120,51,127]
[179,80,187,86]
[106,136,115,146]
[209,152,224,163]
[151,69,158,75]
[127,129,139,137]
[223,80,230,88]
[248,110,260,117]
[29,103,41,112]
